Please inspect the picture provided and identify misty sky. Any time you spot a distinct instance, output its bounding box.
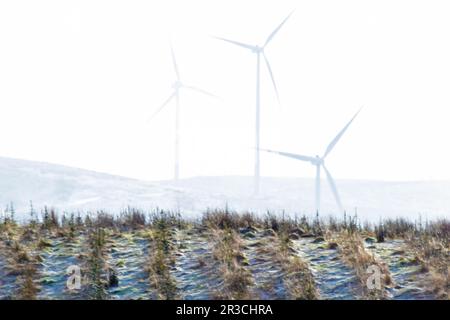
[1,0,450,182]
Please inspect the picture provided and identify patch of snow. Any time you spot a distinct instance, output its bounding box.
[0,157,449,222]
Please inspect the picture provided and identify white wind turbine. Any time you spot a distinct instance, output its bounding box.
[261,108,362,214]
[214,11,294,195]
[149,45,218,181]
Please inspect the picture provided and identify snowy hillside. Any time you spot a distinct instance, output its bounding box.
[0,157,449,221]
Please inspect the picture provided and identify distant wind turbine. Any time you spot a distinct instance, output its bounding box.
[214,11,294,195]
[149,44,218,181]
[261,108,362,214]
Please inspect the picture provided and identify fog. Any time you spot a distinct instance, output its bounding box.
[1,0,450,182]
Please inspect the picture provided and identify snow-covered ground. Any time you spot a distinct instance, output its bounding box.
[1,157,449,221]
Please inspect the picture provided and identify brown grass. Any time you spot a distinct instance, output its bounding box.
[84,227,108,300]
[274,230,319,300]
[146,214,178,300]
[0,207,448,300]
[210,227,253,299]
[335,231,391,299]
[4,236,41,299]
[406,234,449,299]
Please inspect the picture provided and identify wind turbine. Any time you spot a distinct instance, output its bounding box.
[214,11,294,195]
[261,108,362,214]
[149,44,218,181]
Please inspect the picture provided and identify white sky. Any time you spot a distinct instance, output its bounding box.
[1,0,450,182]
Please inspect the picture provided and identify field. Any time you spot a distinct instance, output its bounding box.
[0,207,448,300]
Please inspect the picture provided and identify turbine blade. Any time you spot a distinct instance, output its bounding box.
[263,53,280,104]
[170,44,180,81]
[260,148,316,163]
[212,36,255,51]
[183,85,220,99]
[322,107,363,159]
[148,91,176,122]
[264,10,294,48]
[322,164,344,213]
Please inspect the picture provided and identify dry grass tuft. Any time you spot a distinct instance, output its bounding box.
[5,237,41,299]
[147,212,178,300]
[275,230,319,300]
[210,227,253,299]
[84,227,109,300]
[336,231,391,299]
[407,234,449,299]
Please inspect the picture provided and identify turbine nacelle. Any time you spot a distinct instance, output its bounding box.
[214,10,294,194]
[213,10,294,109]
[149,45,219,181]
[172,81,182,90]
[313,156,323,166]
[260,107,362,213]
[253,45,263,54]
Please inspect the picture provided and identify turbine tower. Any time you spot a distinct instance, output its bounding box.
[261,108,362,214]
[149,44,217,181]
[214,11,293,195]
